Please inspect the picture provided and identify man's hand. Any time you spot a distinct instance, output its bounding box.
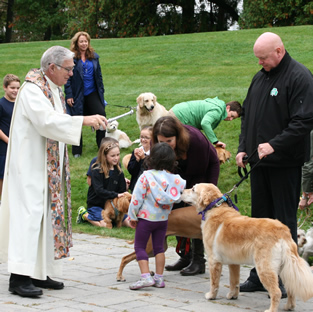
[258,143,274,159]
[83,114,107,131]
[236,152,247,167]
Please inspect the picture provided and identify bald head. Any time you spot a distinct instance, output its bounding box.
[253,32,285,72]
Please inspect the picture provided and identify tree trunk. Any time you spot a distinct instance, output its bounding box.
[5,0,15,43]
[181,0,195,33]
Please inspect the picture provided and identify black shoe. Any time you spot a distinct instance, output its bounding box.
[240,280,267,292]
[165,258,190,271]
[31,276,64,289]
[9,283,43,297]
[180,261,205,276]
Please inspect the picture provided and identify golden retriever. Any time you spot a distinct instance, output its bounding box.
[214,146,231,164]
[180,183,313,312]
[101,193,132,229]
[116,205,202,281]
[136,92,168,129]
[122,154,132,170]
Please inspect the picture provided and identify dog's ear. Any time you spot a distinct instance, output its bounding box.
[136,94,144,107]
[198,190,211,207]
[153,94,157,105]
[118,196,131,213]
[198,184,222,207]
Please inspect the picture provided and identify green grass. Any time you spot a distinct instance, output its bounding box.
[1,25,313,240]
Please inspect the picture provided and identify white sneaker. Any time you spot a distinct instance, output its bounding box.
[153,276,165,288]
[129,276,155,290]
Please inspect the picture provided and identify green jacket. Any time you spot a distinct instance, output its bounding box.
[171,97,227,143]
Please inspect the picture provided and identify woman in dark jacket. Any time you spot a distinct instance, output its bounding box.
[65,31,106,157]
[152,116,220,276]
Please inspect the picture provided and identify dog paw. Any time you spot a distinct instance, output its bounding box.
[226,291,238,300]
[205,292,216,300]
[284,302,295,311]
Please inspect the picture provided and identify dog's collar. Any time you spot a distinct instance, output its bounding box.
[199,194,239,221]
[110,200,119,219]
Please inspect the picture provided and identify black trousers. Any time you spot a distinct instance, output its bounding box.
[72,91,106,155]
[247,165,301,285]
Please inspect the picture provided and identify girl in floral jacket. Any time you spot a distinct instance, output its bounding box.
[128,143,186,290]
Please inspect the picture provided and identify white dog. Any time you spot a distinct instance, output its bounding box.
[298,228,307,250]
[136,92,168,129]
[299,228,313,262]
[105,120,139,149]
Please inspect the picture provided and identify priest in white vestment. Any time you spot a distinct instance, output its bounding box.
[0,46,107,297]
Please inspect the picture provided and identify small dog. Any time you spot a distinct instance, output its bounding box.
[180,183,313,312]
[136,92,168,129]
[298,228,307,249]
[299,228,313,262]
[102,193,132,229]
[215,146,231,164]
[116,205,202,281]
[105,120,138,149]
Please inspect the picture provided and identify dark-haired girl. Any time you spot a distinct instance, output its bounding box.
[128,143,186,290]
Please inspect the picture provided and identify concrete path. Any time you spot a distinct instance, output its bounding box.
[1,233,312,312]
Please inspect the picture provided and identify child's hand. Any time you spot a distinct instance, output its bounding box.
[134,148,145,161]
[118,192,130,198]
[129,220,137,229]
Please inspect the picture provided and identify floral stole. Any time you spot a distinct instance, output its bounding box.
[25,69,72,259]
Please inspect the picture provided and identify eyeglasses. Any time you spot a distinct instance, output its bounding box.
[140,136,151,140]
[49,63,75,73]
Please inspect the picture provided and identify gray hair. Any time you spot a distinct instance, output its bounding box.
[40,46,74,72]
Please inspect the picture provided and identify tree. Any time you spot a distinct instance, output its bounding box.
[240,0,313,29]
[66,0,240,38]
[10,0,67,41]
[3,0,241,42]
[65,0,102,38]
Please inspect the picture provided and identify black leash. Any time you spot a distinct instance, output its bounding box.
[107,103,136,110]
[237,149,262,185]
[226,149,263,203]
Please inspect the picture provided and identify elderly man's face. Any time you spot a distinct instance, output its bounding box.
[254,46,281,72]
[52,59,74,86]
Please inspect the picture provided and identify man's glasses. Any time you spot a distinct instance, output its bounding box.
[49,63,75,73]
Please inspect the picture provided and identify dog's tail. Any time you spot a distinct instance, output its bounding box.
[280,240,313,301]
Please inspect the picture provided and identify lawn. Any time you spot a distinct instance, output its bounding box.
[1,25,313,241]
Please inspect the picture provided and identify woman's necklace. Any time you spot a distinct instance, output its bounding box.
[81,53,88,74]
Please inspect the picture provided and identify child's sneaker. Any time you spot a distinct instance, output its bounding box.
[129,275,155,290]
[76,206,87,224]
[153,276,165,288]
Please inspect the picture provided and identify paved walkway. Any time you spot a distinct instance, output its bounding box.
[1,233,313,312]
